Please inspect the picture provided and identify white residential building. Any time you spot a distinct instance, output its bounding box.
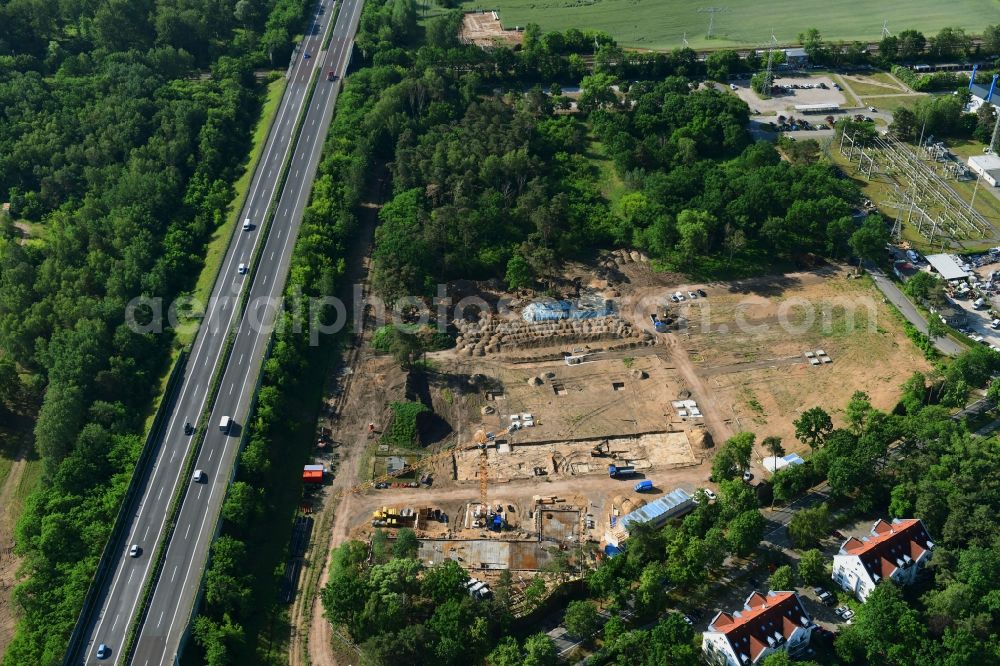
[702,591,814,666]
[832,518,934,602]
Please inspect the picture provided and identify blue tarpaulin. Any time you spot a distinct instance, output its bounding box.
[522,298,614,322]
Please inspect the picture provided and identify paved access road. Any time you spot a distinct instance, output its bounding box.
[72,1,363,663]
[866,265,964,357]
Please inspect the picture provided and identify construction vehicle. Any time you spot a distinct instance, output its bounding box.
[608,464,636,478]
[590,439,610,457]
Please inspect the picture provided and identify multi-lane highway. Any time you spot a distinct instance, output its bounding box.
[72,1,365,663]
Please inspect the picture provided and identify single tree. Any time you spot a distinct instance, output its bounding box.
[798,549,827,586]
[392,527,419,559]
[788,503,830,549]
[762,435,785,458]
[769,564,796,591]
[564,600,602,640]
[794,407,833,451]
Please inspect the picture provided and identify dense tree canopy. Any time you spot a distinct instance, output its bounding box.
[0,0,312,662]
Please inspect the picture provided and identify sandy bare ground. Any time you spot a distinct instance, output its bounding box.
[0,438,32,655]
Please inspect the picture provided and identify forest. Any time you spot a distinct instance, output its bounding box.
[354,6,882,302]
[0,0,311,663]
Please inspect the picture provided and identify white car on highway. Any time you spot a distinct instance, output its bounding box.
[238,262,248,275]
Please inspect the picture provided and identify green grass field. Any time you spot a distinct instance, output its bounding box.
[468,0,1000,50]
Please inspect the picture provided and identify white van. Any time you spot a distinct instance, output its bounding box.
[219,415,231,433]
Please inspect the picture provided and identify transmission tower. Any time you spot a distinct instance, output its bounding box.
[881,20,891,38]
[698,7,726,39]
[763,33,779,93]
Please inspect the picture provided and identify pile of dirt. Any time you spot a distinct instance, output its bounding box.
[453,314,642,356]
[688,426,714,449]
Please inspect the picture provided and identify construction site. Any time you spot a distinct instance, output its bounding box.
[291,251,929,587]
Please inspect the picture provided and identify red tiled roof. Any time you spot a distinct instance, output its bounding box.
[713,613,734,628]
[710,592,812,662]
[843,519,932,583]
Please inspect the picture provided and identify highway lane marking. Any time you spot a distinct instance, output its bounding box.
[128,570,134,584]
[93,13,321,658]
[112,614,120,631]
[144,525,151,540]
[277,229,282,238]
[270,251,275,260]
[295,169,300,178]
[311,118,316,126]
[284,208,289,215]
[170,449,176,462]
[153,9,346,659]
[209,448,215,461]
[194,383,199,394]
[263,274,269,284]
[158,611,164,628]
[157,486,164,501]
[171,565,178,583]
[239,354,244,364]
[185,524,191,540]
[198,486,204,499]
[229,382,234,395]
[268,169,273,178]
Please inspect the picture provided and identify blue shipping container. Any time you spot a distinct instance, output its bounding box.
[634,480,653,492]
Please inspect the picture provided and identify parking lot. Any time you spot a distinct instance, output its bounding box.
[730,74,846,116]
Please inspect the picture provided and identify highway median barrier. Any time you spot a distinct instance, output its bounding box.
[62,349,188,666]
[120,15,336,662]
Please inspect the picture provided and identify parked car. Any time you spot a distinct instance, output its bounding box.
[813,586,835,605]
[702,488,718,501]
[688,291,698,299]
[743,471,753,482]
[374,482,389,489]
[697,288,707,297]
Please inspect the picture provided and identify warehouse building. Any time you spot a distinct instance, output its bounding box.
[604,488,694,547]
[968,154,1000,188]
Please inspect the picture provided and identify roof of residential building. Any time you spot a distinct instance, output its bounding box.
[708,591,812,663]
[840,519,933,583]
